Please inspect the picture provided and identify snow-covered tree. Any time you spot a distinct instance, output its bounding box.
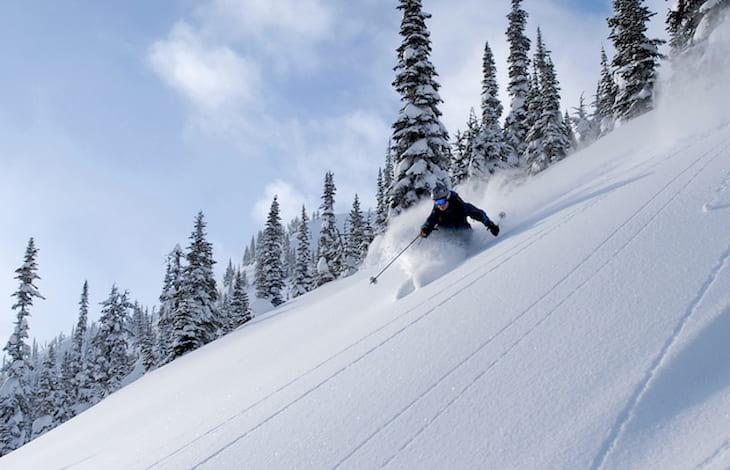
[571,93,596,147]
[524,35,570,174]
[383,141,395,195]
[139,309,156,372]
[593,46,618,135]
[58,351,75,423]
[218,259,236,332]
[692,0,729,43]
[524,63,542,141]
[60,281,89,414]
[0,238,44,455]
[316,257,335,286]
[156,245,183,366]
[292,206,314,297]
[459,109,480,179]
[243,236,256,266]
[608,0,665,123]
[472,41,507,178]
[449,129,469,185]
[564,110,577,151]
[90,285,132,400]
[375,169,388,231]
[388,0,450,217]
[284,233,296,280]
[317,172,343,285]
[504,0,532,165]
[169,212,220,361]
[223,260,235,294]
[226,271,252,332]
[31,344,62,439]
[667,0,701,52]
[343,195,368,276]
[256,197,285,306]
[668,0,728,53]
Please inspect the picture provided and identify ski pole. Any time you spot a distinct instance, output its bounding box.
[370,233,421,285]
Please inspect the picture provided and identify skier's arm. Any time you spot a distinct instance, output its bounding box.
[420,210,439,237]
[465,202,500,236]
[464,202,491,225]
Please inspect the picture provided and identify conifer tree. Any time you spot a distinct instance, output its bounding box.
[223,260,236,293]
[668,0,727,53]
[594,46,618,135]
[169,212,220,361]
[524,63,542,142]
[243,245,251,266]
[364,211,375,247]
[256,197,285,306]
[140,309,156,372]
[64,281,89,413]
[0,238,44,455]
[90,285,132,400]
[156,245,183,365]
[228,271,252,330]
[31,344,61,439]
[667,0,704,53]
[375,169,386,231]
[317,172,343,284]
[58,351,75,423]
[472,41,507,178]
[524,33,569,174]
[388,0,450,216]
[571,93,595,146]
[293,206,315,297]
[131,302,146,354]
[449,129,469,185]
[461,109,480,177]
[693,1,729,43]
[218,259,236,331]
[383,141,395,195]
[504,0,532,165]
[283,233,295,280]
[564,110,577,150]
[344,195,368,276]
[243,236,256,265]
[608,0,665,123]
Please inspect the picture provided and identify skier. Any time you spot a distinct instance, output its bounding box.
[420,183,500,240]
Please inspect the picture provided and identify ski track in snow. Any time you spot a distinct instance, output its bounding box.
[702,168,730,212]
[152,131,712,470]
[362,140,729,469]
[695,438,730,470]
[153,136,719,470]
[183,193,612,469]
[593,247,730,470]
[589,150,730,469]
[187,210,594,468]
[199,140,725,469]
[145,204,575,469]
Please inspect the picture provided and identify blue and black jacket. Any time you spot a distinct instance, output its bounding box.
[420,191,491,237]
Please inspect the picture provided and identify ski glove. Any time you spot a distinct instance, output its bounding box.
[485,220,500,237]
[420,227,430,238]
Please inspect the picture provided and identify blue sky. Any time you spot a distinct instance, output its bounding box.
[0,0,669,346]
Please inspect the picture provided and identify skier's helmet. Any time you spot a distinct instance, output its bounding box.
[431,182,450,201]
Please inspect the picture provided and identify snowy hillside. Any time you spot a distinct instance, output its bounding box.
[5,17,730,470]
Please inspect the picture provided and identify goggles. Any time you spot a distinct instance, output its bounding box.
[434,197,448,206]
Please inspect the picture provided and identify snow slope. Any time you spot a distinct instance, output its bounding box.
[5,116,729,470]
[6,20,730,470]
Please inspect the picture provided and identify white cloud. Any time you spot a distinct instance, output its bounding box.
[149,21,260,111]
[201,0,334,41]
[253,179,310,224]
